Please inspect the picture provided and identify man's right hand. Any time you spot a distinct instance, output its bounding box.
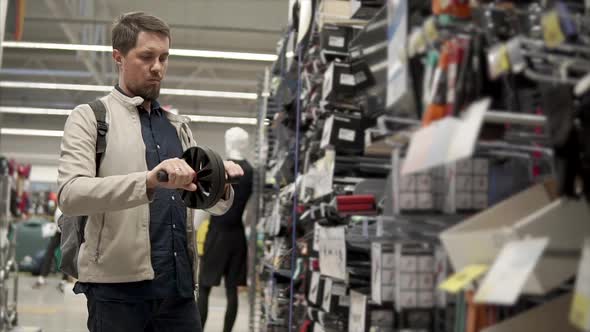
[147,158,197,191]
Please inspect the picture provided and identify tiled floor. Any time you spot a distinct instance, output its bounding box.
[15,275,250,332]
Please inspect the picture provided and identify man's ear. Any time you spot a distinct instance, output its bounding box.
[112,49,123,66]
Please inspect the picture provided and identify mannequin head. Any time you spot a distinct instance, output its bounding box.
[225,127,249,160]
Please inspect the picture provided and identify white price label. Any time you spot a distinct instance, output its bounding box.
[320,116,335,149]
[309,272,321,304]
[313,223,321,252]
[319,226,347,280]
[349,291,367,332]
[338,128,356,142]
[328,35,345,48]
[323,278,333,312]
[372,243,383,304]
[340,73,356,86]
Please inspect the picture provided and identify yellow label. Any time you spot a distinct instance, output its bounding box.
[542,10,565,48]
[424,18,438,43]
[439,264,489,294]
[571,293,590,330]
[499,46,510,72]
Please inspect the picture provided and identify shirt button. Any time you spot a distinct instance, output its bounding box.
[172,196,175,201]
[157,145,161,149]
[173,224,176,229]
[174,252,177,257]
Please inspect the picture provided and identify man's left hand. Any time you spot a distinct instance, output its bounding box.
[224,160,244,180]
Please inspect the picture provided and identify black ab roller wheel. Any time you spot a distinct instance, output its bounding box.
[156,146,238,209]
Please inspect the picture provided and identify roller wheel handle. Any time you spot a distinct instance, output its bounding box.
[156,170,241,185]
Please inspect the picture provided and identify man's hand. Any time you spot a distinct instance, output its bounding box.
[224,160,244,180]
[223,161,244,198]
[147,158,197,191]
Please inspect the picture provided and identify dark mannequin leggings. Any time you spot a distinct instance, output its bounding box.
[198,286,238,332]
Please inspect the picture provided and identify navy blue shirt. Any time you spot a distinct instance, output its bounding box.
[74,88,194,301]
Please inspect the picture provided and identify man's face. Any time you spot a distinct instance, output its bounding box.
[114,31,169,100]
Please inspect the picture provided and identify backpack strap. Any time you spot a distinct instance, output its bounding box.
[87,99,108,173]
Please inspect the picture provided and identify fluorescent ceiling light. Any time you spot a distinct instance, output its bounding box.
[0,128,64,137]
[0,106,71,115]
[2,41,278,62]
[0,106,264,126]
[0,81,258,100]
[187,115,257,125]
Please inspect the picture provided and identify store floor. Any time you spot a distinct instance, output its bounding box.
[16,275,250,332]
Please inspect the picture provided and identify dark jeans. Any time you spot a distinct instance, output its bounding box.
[86,295,202,332]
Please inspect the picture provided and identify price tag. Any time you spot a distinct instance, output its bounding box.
[319,226,347,280]
[424,17,439,43]
[372,243,383,304]
[338,128,356,142]
[487,44,510,80]
[439,264,489,294]
[329,36,345,48]
[349,291,367,332]
[313,223,321,252]
[542,10,566,48]
[309,271,321,304]
[475,238,549,305]
[322,278,333,312]
[340,73,356,86]
[570,239,590,330]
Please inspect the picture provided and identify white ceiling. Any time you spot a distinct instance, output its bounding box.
[0,0,287,169]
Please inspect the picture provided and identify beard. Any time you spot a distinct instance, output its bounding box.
[132,82,161,101]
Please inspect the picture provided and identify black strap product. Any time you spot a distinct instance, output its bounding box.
[59,99,108,278]
[88,99,108,173]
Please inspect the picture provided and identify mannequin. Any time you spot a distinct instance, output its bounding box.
[198,127,253,332]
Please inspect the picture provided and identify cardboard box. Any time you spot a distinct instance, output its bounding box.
[320,112,364,154]
[320,24,353,59]
[323,62,356,102]
[441,180,590,294]
[482,293,577,332]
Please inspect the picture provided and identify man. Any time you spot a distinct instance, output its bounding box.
[57,12,243,332]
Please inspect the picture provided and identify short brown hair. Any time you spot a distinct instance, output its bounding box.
[112,12,170,55]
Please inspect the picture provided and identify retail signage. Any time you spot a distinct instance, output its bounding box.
[475,237,549,305]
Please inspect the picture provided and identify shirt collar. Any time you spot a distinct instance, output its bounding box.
[115,84,162,116]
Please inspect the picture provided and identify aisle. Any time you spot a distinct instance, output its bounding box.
[16,275,249,332]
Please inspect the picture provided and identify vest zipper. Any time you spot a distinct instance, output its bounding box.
[95,217,106,262]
